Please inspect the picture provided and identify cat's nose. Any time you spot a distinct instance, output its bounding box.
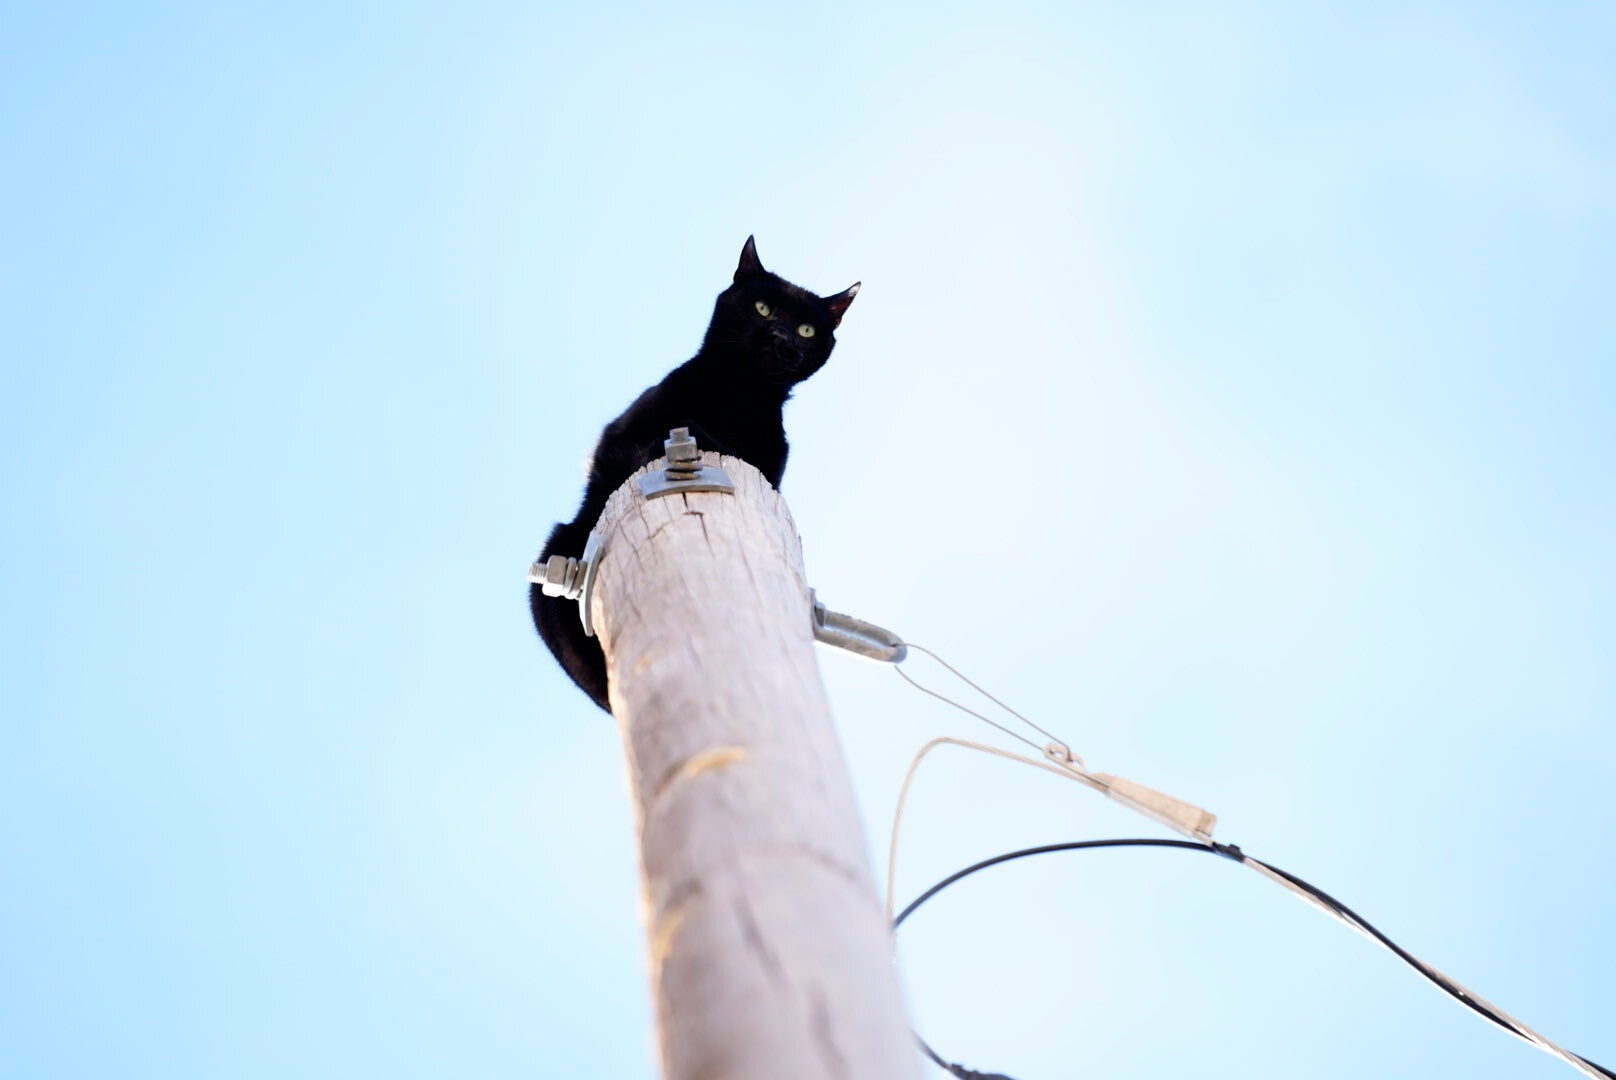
[770,326,791,343]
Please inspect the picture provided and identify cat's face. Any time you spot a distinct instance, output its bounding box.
[708,236,859,385]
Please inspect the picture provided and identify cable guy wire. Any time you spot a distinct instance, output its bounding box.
[896,642,1070,752]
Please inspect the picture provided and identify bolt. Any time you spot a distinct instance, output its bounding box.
[529,554,585,599]
[664,427,702,480]
[665,427,698,460]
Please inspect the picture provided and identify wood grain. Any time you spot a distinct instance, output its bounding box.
[589,451,921,1080]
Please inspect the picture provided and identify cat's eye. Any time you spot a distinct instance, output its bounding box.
[754,301,771,318]
[797,324,816,338]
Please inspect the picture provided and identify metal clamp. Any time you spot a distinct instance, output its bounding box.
[639,427,735,499]
[810,590,907,664]
[529,427,734,637]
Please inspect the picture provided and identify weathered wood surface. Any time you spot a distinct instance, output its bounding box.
[589,451,920,1080]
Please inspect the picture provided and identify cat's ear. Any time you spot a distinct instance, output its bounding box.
[735,235,764,281]
[823,282,860,327]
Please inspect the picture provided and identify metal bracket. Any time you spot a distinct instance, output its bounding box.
[527,527,605,637]
[577,530,602,637]
[639,427,735,499]
[810,590,907,664]
[532,424,735,635]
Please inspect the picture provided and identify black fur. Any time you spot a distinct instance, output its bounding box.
[530,237,859,711]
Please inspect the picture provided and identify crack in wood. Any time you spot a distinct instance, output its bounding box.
[809,986,851,1078]
[732,892,786,989]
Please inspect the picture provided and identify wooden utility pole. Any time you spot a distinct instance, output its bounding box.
[585,444,921,1080]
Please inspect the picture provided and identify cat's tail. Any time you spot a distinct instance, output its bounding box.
[530,519,612,713]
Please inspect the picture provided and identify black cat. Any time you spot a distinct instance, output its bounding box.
[530,237,859,712]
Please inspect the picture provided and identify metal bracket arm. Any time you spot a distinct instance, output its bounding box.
[811,590,908,664]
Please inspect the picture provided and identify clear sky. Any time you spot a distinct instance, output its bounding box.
[3,3,1612,1078]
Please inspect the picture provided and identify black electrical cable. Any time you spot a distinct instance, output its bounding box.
[895,839,1614,1080]
[893,838,1229,931]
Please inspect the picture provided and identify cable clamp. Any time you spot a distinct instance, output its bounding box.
[1091,772,1218,843]
[1039,743,1215,843]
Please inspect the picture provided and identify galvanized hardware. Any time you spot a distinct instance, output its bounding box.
[810,590,908,664]
[527,528,605,637]
[1043,741,1082,769]
[577,529,602,637]
[529,554,585,600]
[638,427,736,499]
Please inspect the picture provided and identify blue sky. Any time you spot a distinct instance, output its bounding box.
[3,3,1612,1078]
